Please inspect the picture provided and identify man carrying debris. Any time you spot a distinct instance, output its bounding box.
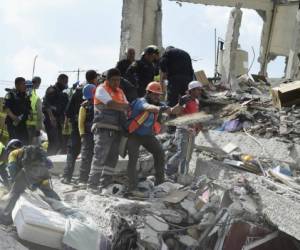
[166,81,203,179]
[75,84,96,187]
[126,81,177,192]
[88,68,129,191]
[0,139,60,225]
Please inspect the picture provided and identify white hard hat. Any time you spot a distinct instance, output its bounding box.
[188,81,203,91]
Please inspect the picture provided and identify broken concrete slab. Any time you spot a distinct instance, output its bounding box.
[0,227,28,250]
[196,130,300,166]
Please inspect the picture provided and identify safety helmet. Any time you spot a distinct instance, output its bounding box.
[82,84,96,100]
[188,81,203,91]
[6,139,23,152]
[146,81,163,95]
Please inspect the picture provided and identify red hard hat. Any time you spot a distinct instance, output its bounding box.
[146,81,163,94]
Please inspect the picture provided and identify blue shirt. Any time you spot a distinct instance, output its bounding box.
[128,98,156,136]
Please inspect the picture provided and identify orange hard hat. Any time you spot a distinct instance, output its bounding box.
[146,81,163,94]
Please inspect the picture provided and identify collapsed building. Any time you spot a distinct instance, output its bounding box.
[2,1,300,250]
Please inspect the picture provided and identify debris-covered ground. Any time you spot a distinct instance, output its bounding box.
[3,78,300,249]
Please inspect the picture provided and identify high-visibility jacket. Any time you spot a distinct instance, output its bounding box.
[0,142,5,165]
[26,90,39,127]
[126,99,161,135]
[93,81,127,131]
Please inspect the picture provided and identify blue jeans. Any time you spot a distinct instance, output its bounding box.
[166,128,195,175]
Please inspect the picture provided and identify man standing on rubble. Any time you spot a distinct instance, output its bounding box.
[160,46,194,107]
[42,74,69,155]
[126,82,178,193]
[26,76,43,145]
[88,68,129,192]
[62,70,98,184]
[116,48,136,77]
[4,77,31,145]
[126,46,157,97]
[75,84,96,187]
[166,81,203,179]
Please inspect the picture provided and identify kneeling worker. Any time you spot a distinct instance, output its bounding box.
[0,139,60,225]
[126,81,177,192]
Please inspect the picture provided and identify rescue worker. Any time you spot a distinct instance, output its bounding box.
[146,45,161,81]
[0,142,9,189]
[102,70,138,103]
[166,81,203,179]
[75,84,96,187]
[42,74,69,155]
[61,81,81,153]
[126,46,157,97]
[4,77,31,145]
[88,68,129,191]
[26,76,43,145]
[126,82,174,192]
[116,48,136,77]
[0,139,60,225]
[62,70,98,184]
[160,46,194,107]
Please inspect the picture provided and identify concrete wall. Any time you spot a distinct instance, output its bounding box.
[120,0,162,59]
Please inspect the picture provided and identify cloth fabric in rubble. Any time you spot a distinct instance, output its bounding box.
[63,218,111,250]
[219,119,243,132]
[111,216,138,250]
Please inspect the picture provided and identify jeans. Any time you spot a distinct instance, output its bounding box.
[78,133,94,182]
[166,128,195,176]
[63,129,81,180]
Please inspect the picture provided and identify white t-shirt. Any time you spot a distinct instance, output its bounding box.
[95,85,128,104]
[95,85,112,104]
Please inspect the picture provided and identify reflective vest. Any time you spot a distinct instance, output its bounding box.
[127,111,161,134]
[93,81,127,130]
[26,90,39,127]
[127,99,161,134]
[0,142,5,165]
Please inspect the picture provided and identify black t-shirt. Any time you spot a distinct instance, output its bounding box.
[65,87,83,131]
[4,89,31,125]
[126,58,155,97]
[116,59,132,77]
[42,84,68,124]
[160,48,194,78]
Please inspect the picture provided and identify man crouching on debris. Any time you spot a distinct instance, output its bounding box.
[0,139,60,225]
[126,81,178,193]
[88,68,129,192]
[166,81,203,180]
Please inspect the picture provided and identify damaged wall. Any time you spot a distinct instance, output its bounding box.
[286,6,300,80]
[221,5,243,89]
[120,0,162,58]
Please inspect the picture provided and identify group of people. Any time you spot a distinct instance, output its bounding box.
[1,45,204,199]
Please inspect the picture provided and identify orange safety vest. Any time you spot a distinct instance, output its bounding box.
[127,110,161,134]
[94,81,127,105]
